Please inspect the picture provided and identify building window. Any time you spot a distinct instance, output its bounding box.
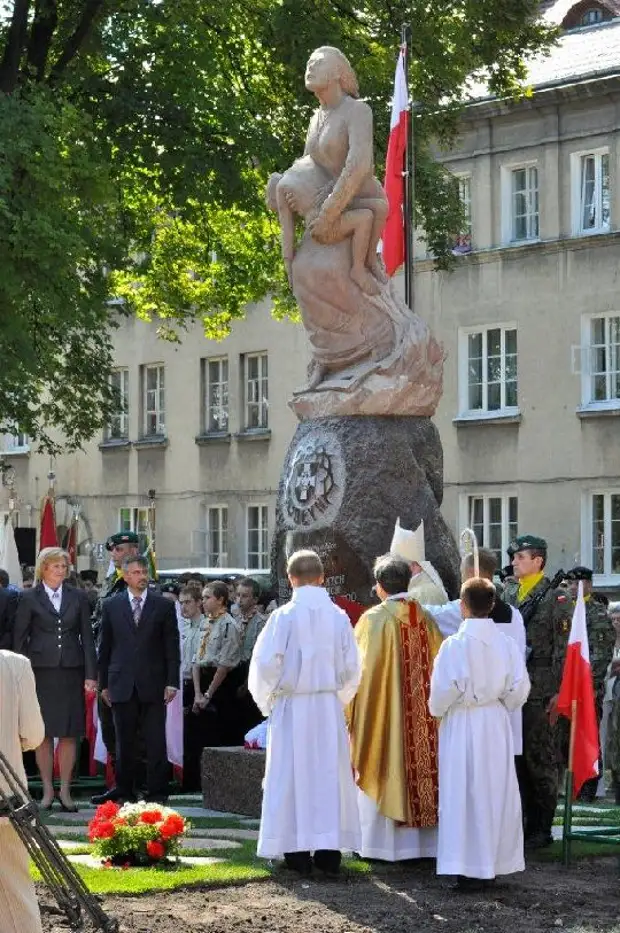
[572,149,610,235]
[453,175,472,253]
[583,314,620,405]
[207,506,228,566]
[119,507,149,551]
[143,364,165,436]
[2,431,29,454]
[511,167,539,242]
[467,495,518,568]
[582,7,604,25]
[590,492,620,579]
[244,353,268,430]
[459,326,518,415]
[246,505,269,570]
[106,368,129,440]
[204,357,229,433]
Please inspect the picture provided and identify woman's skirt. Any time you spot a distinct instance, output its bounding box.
[33,667,85,739]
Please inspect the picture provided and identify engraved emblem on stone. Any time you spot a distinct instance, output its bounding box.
[284,435,344,528]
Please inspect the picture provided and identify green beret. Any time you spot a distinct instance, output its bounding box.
[106,531,140,551]
[510,534,547,554]
[566,566,593,582]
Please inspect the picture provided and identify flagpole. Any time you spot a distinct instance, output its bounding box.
[400,23,414,311]
[562,698,578,866]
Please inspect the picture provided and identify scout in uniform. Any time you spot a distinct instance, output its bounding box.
[504,535,572,849]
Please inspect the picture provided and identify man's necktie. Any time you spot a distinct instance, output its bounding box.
[132,596,142,627]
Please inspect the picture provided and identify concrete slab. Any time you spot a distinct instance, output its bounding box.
[47,824,88,836]
[179,837,241,850]
[191,827,258,841]
[67,853,224,869]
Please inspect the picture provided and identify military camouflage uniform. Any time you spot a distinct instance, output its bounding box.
[578,598,615,799]
[504,578,572,842]
[92,571,130,768]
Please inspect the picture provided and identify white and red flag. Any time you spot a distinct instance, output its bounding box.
[382,47,409,276]
[557,582,599,798]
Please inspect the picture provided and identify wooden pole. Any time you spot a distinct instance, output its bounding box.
[562,699,578,866]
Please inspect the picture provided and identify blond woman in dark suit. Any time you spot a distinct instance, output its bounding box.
[13,548,97,811]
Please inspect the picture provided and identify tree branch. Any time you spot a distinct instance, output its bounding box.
[0,0,32,93]
[26,0,58,82]
[48,0,105,85]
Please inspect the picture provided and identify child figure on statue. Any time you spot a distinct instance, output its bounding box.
[249,549,361,875]
[266,156,388,296]
[429,577,530,891]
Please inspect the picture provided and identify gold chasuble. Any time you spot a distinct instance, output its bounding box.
[347,598,443,827]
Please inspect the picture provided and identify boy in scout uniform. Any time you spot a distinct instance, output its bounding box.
[504,535,572,849]
[565,566,615,801]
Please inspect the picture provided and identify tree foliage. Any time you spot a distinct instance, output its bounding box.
[0,0,555,449]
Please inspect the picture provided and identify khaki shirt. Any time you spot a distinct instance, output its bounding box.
[182,614,207,679]
[238,610,267,663]
[194,612,241,669]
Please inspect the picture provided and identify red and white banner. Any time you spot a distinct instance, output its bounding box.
[382,48,409,276]
[557,582,599,798]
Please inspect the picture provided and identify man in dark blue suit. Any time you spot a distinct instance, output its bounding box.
[95,555,180,804]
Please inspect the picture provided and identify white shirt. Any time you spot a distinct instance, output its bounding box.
[127,588,148,612]
[43,582,63,611]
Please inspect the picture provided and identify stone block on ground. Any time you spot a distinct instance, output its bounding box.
[201,746,265,819]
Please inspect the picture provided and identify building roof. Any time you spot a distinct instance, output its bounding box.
[466,18,620,101]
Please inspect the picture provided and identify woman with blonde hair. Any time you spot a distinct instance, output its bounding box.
[13,547,97,811]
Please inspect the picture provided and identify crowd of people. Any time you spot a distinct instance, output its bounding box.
[248,525,620,889]
[0,520,619,897]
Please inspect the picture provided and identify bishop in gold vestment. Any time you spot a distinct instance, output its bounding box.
[347,554,443,860]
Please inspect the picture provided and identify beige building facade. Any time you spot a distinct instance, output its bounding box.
[1,0,619,592]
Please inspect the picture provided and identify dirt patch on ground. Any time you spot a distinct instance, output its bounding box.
[40,857,620,933]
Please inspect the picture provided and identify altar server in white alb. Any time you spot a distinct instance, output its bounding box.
[249,549,361,875]
[391,518,448,606]
[429,577,530,890]
[0,650,45,933]
[424,547,526,754]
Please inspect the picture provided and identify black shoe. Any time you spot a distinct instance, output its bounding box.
[313,850,341,876]
[454,875,485,892]
[525,831,554,850]
[56,795,79,813]
[284,851,312,875]
[91,788,136,806]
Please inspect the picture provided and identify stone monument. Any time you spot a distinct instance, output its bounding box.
[270,46,460,606]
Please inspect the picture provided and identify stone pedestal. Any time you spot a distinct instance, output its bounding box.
[273,415,460,606]
[201,747,265,818]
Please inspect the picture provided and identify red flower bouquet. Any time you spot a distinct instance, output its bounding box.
[88,802,188,866]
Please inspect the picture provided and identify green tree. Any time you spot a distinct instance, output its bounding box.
[0,0,554,450]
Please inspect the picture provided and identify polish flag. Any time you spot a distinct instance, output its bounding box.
[64,517,77,570]
[557,582,599,798]
[382,48,409,276]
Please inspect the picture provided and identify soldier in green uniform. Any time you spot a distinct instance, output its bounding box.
[565,566,615,801]
[90,531,140,805]
[504,535,572,848]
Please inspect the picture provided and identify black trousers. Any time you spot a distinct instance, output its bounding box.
[517,699,558,839]
[112,690,169,799]
[182,679,203,792]
[98,692,116,769]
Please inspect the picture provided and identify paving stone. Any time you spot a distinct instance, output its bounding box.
[47,824,88,836]
[179,836,241,850]
[191,827,258,841]
[67,853,224,869]
[56,840,87,851]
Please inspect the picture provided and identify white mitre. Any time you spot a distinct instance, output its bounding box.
[390,518,448,604]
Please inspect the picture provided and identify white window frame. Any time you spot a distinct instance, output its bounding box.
[581,490,620,586]
[454,173,472,252]
[204,357,229,434]
[206,504,228,567]
[457,324,519,418]
[2,431,30,455]
[246,504,269,570]
[118,507,149,551]
[459,493,518,567]
[106,368,129,440]
[571,147,611,236]
[142,364,165,437]
[244,353,269,430]
[579,312,620,410]
[501,162,540,245]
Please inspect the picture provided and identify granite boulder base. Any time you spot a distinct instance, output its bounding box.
[273,415,460,606]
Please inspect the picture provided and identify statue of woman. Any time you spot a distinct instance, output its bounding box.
[267,46,443,415]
